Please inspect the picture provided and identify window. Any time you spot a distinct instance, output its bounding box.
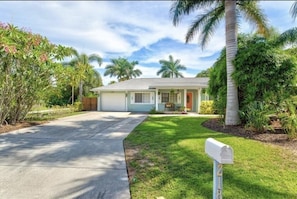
[161,93,169,103]
[133,92,151,104]
[161,92,181,103]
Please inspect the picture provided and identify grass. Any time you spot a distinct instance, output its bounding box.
[26,108,84,121]
[124,116,297,199]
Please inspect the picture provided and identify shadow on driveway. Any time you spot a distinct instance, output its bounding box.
[0,112,147,199]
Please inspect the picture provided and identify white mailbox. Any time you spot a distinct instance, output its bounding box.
[205,138,233,164]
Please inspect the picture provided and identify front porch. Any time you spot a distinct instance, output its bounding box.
[152,88,203,113]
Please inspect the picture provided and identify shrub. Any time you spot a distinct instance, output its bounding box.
[239,101,272,133]
[73,101,82,112]
[149,108,164,114]
[200,100,215,114]
[279,99,297,139]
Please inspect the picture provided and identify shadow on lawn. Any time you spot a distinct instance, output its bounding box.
[126,116,296,199]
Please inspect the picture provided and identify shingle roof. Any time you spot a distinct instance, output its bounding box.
[91,77,209,92]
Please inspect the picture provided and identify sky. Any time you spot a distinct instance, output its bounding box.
[1,1,296,85]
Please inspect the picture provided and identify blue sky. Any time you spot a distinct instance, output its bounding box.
[1,1,296,85]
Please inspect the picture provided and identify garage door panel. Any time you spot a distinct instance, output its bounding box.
[101,93,126,111]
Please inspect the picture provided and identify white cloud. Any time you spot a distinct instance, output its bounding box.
[1,1,296,86]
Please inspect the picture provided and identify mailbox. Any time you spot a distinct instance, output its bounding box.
[205,138,233,164]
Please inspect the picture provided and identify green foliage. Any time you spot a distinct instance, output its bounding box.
[233,36,297,109]
[0,23,72,125]
[208,48,226,118]
[278,98,297,139]
[149,108,164,114]
[196,67,211,77]
[157,55,186,78]
[104,57,141,82]
[63,50,102,103]
[73,101,82,112]
[239,101,271,133]
[199,100,215,114]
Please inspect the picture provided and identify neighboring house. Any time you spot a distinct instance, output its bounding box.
[91,77,209,113]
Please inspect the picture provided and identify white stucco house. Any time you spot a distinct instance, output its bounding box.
[91,77,209,113]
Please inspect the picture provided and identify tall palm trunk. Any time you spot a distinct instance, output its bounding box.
[225,0,240,125]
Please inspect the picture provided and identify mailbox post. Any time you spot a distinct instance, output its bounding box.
[205,138,234,199]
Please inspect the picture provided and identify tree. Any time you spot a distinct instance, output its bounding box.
[104,57,142,81]
[156,55,186,78]
[209,33,297,123]
[170,0,268,125]
[64,49,102,103]
[0,23,71,124]
[290,1,297,20]
[196,67,212,77]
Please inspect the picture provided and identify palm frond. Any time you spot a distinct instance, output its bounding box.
[274,27,297,47]
[170,0,217,26]
[186,3,224,48]
[290,1,297,21]
[238,1,269,37]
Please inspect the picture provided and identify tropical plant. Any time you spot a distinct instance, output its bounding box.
[63,49,102,103]
[279,98,297,139]
[239,101,271,133]
[196,68,211,77]
[170,0,268,125]
[290,1,297,20]
[208,48,227,118]
[157,55,186,78]
[0,23,71,125]
[278,98,297,139]
[199,101,215,114]
[104,57,142,82]
[233,35,297,109]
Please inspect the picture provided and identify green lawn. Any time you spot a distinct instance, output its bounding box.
[124,116,297,199]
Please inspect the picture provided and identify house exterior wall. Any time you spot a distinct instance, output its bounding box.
[127,91,155,112]
[97,89,209,113]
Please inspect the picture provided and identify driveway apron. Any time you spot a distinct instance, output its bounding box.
[0,112,147,199]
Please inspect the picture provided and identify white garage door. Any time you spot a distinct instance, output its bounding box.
[101,93,126,111]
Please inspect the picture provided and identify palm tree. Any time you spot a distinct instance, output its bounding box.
[104,57,142,82]
[290,1,297,20]
[64,49,102,103]
[157,55,186,78]
[171,0,268,125]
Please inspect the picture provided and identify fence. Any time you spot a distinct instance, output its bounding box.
[82,97,97,111]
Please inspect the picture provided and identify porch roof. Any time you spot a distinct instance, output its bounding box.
[91,77,209,92]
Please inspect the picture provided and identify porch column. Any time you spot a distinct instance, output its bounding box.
[155,89,159,111]
[183,89,187,112]
[197,88,202,113]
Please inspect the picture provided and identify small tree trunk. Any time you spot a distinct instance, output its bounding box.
[72,85,74,105]
[79,80,83,102]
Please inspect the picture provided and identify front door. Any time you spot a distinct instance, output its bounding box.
[187,92,192,111]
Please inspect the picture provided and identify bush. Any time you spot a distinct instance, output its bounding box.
[73,101,82,112]
[149,108,164,114]
[239,101,272,133]
[200,100,215,114]
[279,99,297,139]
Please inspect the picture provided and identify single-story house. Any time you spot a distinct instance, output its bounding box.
[90,77,209,113]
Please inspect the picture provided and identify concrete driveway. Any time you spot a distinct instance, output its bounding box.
[0,112,147,199]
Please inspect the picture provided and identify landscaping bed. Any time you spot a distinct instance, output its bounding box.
[202,118,297,155]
